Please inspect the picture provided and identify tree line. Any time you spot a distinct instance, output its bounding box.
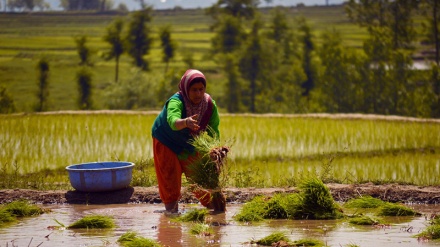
[0,0,439,118]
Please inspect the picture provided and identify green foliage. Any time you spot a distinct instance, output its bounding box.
[189,223,214,235]
[74,35,93,66]
[103,18,125,83]
[118,231,161,247]
[68,215,116,229]
[76,67,93,110]
[348,215,381,225]
[377,203,421,216]
[35,57,50,112]
[416,224,440,240]
[158,24,177,73]
[125,9,154,71]
[0,86,16,114]
[3,200,44,217]
[233,196,266,222]
[254,232,290,246]
[344,196,385,209]
[292,239,325,246]
[296,176,342,219]
[0,209,16,227]
[176,208,208,222]
[103,70,157,109]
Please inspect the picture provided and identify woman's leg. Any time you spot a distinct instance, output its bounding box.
[153,138,182,212]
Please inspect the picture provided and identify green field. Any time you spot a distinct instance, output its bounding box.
[1,112,439,190]
[0,5,369,112]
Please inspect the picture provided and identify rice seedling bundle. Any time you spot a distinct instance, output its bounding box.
[187,130,231,212]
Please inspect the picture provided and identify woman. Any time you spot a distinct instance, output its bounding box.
[151,69,221,213]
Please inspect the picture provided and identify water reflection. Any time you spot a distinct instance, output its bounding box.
[0,204,440,246]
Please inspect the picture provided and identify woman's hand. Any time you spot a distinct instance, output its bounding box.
[185,114,199,131]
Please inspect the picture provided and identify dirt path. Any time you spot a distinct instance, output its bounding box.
[1,183,440,205]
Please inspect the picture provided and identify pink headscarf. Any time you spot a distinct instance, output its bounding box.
[178,69,212,134]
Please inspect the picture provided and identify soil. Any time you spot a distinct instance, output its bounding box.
[1,183,440,205]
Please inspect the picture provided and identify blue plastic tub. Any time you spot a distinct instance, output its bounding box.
[66,161,135,192]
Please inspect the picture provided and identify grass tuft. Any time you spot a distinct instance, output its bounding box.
[176,208,209,222]
[348,215,381,225]
[68,215,116,229]
[344,196,385,208]
[253,232,290,246]
[377,203,421,217]
[189,223,214,236]
[117,231,161,247]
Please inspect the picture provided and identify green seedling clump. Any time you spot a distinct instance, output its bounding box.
[292,238,325,246]
[233,196,267,222]
[344,196,385,209]
[294,177,343,219]
[190,223,214,236]
[0,209,16,227]
[377,203,421,217]
[253,232,290,246]
[176,208,208,222]
[235,177,342,222]
[349,215,381,225]
[416,224,440,240]
[118,231,161,247]
[187,130,231,212]
[68,215,116,229]
[3,200,44,217]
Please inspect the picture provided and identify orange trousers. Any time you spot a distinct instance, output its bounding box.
[153,137,211,207]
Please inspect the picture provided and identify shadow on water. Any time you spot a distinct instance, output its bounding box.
[1,203,440,246]
[65,187,134,204]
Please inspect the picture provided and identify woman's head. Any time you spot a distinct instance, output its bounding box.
[179,69,206,105]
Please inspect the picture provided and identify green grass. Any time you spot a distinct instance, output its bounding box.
[0,112,439,189]
[68,215,116,229]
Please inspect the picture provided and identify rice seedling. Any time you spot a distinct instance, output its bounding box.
[294,176,343,220]
[68,215,116,229]
[0,209,16,227]
[292,238,325,246]
[416,224,440,240]
[187,129,232,211]
[189,223,214,236]
[2,200,45,217]
[117,231,161,247]
[252,232,290,246]
[377,203,421,217]
[344,196,385,209]
[176,208,209,223]
[348,215,381,225]
[233,196,267,222]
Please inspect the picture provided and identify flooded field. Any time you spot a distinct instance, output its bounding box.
[1,203,440,247]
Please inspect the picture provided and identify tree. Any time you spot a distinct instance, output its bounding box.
[103,18,125,83]
[239,16,264,113]
[0,86,16,114]
[210,15,246,55]
[74,35,93,66]
[125,9,154,71]
[158,25,177,74]
[206,0,259,20]
[35,58,49,112]
[420,0,440,65]
[222,54,243,113]
[346,0,418,50]
[297,17,317,97]
[76,67,93,110]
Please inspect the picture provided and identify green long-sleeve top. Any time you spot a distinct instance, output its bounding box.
[152,93,220,156]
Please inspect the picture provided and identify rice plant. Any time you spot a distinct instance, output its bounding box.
[344,196,385,209]
[187,129,232,211]
[252,232,290,246]
[117,231,161,247]
[377,203,421,217]
[68,215,116,229]
[189,223,214,236]
[176,208,209,223]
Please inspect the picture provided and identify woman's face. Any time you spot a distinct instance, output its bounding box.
[188,82,206,105]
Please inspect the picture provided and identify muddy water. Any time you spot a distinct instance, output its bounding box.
[1,203,440,247]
